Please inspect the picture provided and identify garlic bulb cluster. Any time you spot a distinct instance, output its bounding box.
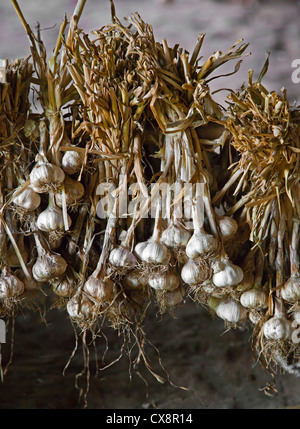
[13,186,41,211]
[0,267,24,298]
[212,257,243,288]
[138,239,171,264]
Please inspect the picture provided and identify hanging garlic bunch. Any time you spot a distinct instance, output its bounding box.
[263,299,291,341]
[55,175,85,207]
[30,156,65,194]
[135,201,172,265]
[32,232,68,282]
[12,185,41,212]
[186,200,218,259]
[36,193,72,232]
[0,266,24,299]
[212,255,244,288]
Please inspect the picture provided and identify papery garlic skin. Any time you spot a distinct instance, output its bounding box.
[134,241,148,260]
[124,269,148,290]
[281,277,300,303]
[32,252,67,282]
[161,223,191,248]
[216,299,247,323]
[148,271,179,291]
[0,268,24,298]
[164,287,185,306]
[181,258,208,285]
[67,294,94,319]
[186,230,218,259]
[248,310,264,325]
[51,274,77,297]
[240,288,268,309]
[109,246,137,268]
[37,205,72,232]
[30,162,65,194]
[83,276,116,302]
[217,216,238,240]
[13,187,41,211]
[61,150,84,175]
[140,241,171,264]
[263,316,291,341]
[55,176,85,207]
[212,258,244,288]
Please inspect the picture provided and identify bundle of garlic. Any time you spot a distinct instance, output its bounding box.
[209,60,300,376]
[2,0,297,397]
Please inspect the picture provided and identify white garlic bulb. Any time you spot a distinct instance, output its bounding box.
[32,251,67,282]
[37,198,72,232]
[61,150,84,175]
[240,287,268,309]
[13,186,41,211]
[83,276,116,302]
[181,258,208,285]
[148,270,179,291]
[292,311,300,325]
[55,175,85,207]
[109,245,137,268]
[186,202,218,258]
[281,276,300,303]
[212,257,244,288]
[140,240,171,264]
[216,298,247,323]
[263,316,291,341]
[0,267,24,298]
[217,216,238,240]
[30,161,65,194]
[124,269,148,290]
[67,293,94,319]
[161,221,191,248]
[134,241,148,260]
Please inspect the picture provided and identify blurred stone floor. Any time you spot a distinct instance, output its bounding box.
[0,0,300,409]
